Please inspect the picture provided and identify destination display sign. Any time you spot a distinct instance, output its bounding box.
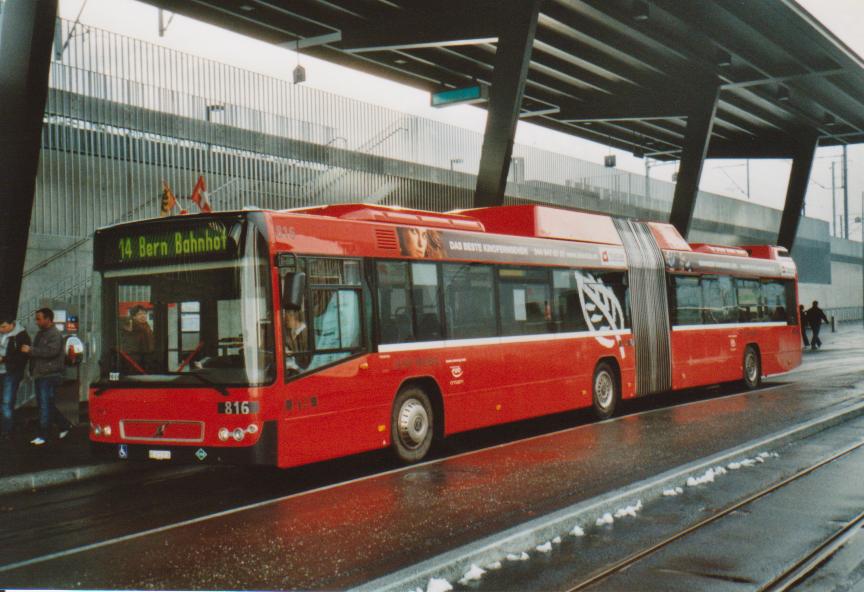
[95,218,241,270]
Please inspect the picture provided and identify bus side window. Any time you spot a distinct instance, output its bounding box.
[443,264,496,339]
[376,262,414,343]
[701,276,737,324]
[762,281,789,323]
[736,279,761,323]
[411,262,442,340]
[672,275,701,326]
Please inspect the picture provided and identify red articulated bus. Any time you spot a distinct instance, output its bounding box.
[89,204,801,467]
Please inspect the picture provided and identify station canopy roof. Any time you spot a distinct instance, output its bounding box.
[142,0,864,161]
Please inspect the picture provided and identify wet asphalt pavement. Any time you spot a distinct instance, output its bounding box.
[1,330,862,589]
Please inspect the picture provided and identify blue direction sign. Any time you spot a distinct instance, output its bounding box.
[431,84,489,108]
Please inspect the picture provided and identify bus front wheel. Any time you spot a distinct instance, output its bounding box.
[391,386,434,463]
[743,346,762,390]
[592,361,619,420]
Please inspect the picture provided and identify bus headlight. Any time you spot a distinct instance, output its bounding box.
[246,423,259,435]
[103,425,112,437]
[218,427,230,442]
[93,424,102,436]
[232,428,245,442]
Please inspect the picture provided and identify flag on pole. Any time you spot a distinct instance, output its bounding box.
[159,180,177,217]
[190,175,212,213]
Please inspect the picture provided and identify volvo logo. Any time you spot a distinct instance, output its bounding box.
[152,423,168,438]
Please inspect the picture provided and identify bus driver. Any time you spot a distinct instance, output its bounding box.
[283,307,309,374]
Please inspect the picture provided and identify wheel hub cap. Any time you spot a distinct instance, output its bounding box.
[398,399,428,449]
[746,354,758,382]
[596,371,613,409]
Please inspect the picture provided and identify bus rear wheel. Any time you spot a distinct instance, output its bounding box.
[391,387,434,463]
[592,361,619,420]
[743,346,762,390]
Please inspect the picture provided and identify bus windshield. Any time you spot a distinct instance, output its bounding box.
[98,222,274,387]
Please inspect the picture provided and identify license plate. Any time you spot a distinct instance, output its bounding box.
[148,449,171,460]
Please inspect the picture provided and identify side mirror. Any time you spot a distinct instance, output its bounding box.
[281,272,306,310]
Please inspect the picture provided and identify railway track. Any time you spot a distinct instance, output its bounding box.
[565,439,864,592]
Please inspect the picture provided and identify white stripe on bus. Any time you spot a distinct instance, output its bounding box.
[671,321,788,332]
[377,329,632,353]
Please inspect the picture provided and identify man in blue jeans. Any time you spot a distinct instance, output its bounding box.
[0,317,30,439]
[21,308,72,445]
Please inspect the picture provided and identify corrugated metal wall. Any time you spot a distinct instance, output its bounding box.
[21,16,675,320]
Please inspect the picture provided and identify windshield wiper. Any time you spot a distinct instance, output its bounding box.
[187,372,230,396]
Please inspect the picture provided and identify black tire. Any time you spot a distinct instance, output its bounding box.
[592,361,620,420]
[390,386,434,463]
[742,345,762,390]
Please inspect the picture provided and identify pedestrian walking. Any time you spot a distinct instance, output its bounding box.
[0,317,30,439]
[20,308,72,445]
[805,300,829,351]
[798,304,809,348]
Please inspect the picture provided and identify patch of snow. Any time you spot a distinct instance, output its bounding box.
[458,564,486,585]
[536,541,553,553]
[596,512,614,526]
[687,467,725,487]
[614,500,642,518]
[552,536,562,544]
[506,552,530,561]
[727,462,742,470]
[426,577,453,592]
[663,486,684,496]
[485,561,502,570]
[571,525,585,536]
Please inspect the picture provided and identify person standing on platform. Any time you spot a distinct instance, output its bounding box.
[0,317,30,439]
[806,301,829,351]
[20,308,72,445]
[798,304,809,348]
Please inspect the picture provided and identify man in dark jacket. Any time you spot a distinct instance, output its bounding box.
[21,308,72,445]
[806,300,829,351]
[798,304,809,348]
[0,317,30,438]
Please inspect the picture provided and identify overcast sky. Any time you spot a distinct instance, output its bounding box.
[55,0,864,240]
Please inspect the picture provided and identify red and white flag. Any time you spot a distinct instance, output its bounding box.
[189,175,212,213]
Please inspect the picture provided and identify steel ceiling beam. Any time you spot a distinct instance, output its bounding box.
[778,133,819,251]
[340,1,499,53]
[0,0,58,318]
[474,0,541,208]
[669,82,721,239]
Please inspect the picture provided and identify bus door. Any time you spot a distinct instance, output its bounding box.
[613,219,672,395]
